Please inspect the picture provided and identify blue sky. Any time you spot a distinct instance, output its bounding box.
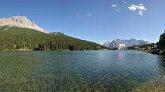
[0,0,165,43]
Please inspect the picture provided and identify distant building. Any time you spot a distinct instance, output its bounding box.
[153,44,157,48]
[133,45,139,50]
[147,46,152,50]
[141,47,146,50]
[118,44,126,50]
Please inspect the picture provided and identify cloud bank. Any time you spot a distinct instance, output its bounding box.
[128,4,147,16]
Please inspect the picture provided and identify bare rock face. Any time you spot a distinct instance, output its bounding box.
[0,16,48,33]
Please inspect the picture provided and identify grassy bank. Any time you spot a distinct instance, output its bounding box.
[144,50,165,55]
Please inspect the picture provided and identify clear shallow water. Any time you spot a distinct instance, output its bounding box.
[0,51,165,92]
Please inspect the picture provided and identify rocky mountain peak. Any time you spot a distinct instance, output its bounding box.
[103,38,150,48]
[0,16,48,33]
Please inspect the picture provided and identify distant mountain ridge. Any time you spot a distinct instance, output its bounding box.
[0,16,47,33]
[103,38,150,48]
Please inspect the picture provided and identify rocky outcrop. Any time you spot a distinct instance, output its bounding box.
[0,16,48,33]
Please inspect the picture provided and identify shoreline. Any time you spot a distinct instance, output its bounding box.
[1,49,109,52]
[144,50,165,55]
[2,49,165,56]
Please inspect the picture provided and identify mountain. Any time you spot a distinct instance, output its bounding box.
[103,38,150,48]
[0,16,47,33]
[0,26,105,51]
[0,16,106,51]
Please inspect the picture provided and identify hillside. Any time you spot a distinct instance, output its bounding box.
[0,26,105,51]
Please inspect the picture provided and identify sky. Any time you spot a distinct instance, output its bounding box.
[0,0,165,43]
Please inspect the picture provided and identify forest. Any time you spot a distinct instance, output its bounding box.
[0,26,106,51]
[159,31,165,50]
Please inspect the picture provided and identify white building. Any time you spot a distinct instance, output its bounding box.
[118,44,126,50]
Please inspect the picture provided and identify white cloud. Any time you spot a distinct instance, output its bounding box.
[128,4,147,16]
[128,4,147,11]
[139,3,143,6]
[138,11,143,16]
[136,5,146,11]
[128,4,137,11]
[112,4,117,7]
[123,2,127,4]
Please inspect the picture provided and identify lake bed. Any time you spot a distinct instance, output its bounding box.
[0,51,164,92]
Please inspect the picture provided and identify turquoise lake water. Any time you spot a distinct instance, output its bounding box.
[0,51,165,92]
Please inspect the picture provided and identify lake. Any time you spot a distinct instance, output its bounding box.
[0,51,164,92]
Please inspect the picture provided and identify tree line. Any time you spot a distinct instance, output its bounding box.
[159,31,165,50]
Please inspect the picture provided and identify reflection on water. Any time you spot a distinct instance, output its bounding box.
[0,51,164,92]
